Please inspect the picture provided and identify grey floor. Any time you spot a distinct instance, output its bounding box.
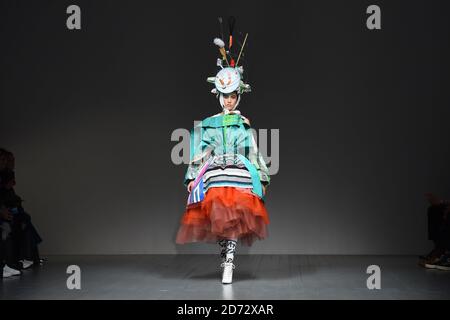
[1,255,449,300]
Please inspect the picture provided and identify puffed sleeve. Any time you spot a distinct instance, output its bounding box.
[245,124,271,187]
[183,124,216,187]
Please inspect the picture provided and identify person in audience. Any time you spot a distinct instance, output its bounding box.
[419,193,450,271]
[0,148,43,279]
[0,148,21,277]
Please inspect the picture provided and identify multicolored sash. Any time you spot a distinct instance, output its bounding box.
[186,156,215,205]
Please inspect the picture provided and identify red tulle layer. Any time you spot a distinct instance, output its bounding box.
[176,186,270,246]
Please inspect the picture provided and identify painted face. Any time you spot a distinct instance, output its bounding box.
[223,92,238,111]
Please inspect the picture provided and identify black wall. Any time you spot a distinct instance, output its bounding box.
[1,0,449,254]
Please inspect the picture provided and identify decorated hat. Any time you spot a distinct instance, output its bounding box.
[207,16,251,96]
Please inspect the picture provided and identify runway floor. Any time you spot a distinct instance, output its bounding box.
[1,255,449,299]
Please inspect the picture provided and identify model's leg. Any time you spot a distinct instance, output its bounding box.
[224,239,237,263]
[221,239,237,284]
[217,239,228,263]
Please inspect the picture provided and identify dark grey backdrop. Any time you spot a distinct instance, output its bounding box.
[1,0,449,254]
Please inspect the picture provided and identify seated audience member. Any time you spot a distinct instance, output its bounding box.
[419,193,450,270]
[0,148,43,279]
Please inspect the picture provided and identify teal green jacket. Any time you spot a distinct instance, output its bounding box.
[184,113,270,198]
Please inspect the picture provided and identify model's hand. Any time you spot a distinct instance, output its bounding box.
[262,185,266,196]
[187,181,194,193]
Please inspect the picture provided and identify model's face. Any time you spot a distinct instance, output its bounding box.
[223,92,238,111]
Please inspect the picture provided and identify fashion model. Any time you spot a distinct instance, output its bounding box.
[176,17,271,284]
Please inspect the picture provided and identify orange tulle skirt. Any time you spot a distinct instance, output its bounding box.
[176,186,270,246]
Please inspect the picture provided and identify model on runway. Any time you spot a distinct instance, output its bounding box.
[176,17,271,284]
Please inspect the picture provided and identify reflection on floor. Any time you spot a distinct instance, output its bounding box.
[2,255,449,299]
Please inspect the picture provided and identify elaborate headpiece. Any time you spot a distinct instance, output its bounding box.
[206,17,251,112]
